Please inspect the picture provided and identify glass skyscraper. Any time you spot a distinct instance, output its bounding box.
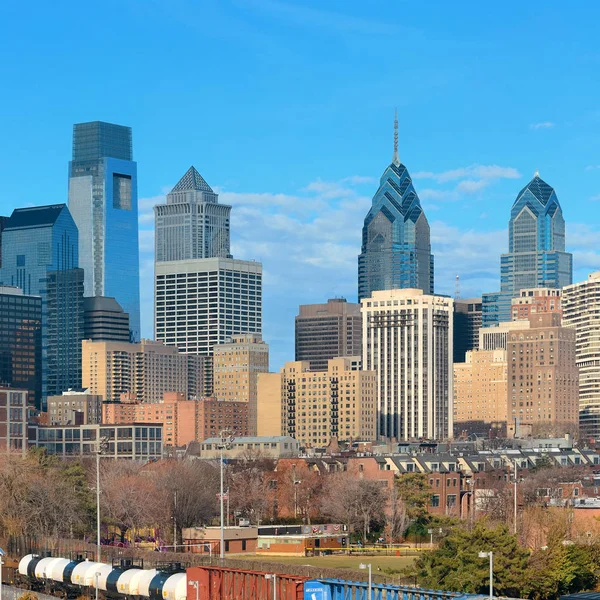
[154,166,232,261]
[358,114,434,301]
[482,173,572,326]
[68,121,141,341]
[0,205,84,407]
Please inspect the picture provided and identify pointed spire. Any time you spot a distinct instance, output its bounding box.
[170,166,214,194]
[392,108,400,166]
[534,169,540,178]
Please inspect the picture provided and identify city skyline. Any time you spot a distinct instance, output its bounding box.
[2,2,600,369]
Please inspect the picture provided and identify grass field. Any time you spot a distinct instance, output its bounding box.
[237,553,415,574]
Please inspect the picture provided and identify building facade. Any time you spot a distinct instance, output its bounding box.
[28,423,163,460]
[362,289,453,440]
[213,334,269,435]
[506,313,578,437]
[154,166,231,261]
[358,114,433,301]
[0,204,83,407]
[257,357,377,447]
[511,287,562,321]
[198,436,300,459]
[563,272,600,439]
[103,392,249,446]
[295,298,362,371]
[82,339,188,403]
[68,121,141,340]
[453,349,508,438]
[0,387,30,455]
[482,174,572,326]
[83,296,130,342]
[47,389,102,426]
[154,257,262,356]
[453,298,482,363]
[0,286,41,406]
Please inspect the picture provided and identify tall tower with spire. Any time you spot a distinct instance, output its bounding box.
[154,166,232,262]
[358,113,434,301]
[482,172,573,326]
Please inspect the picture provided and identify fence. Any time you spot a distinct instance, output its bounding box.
[6,535,417,587]
[2,586,57,600]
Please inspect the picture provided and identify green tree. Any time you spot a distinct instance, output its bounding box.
[396,472,431,519]
[409,522,529,597]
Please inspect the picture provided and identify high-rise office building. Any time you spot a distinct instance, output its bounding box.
[46,268,84,399]
[68,121,141,340]
[154,167,232,261]
[453,298,482,363]
[154,258,262,356]
[358,113,434,302]
[362,288,453,440]
[257,357,377,446]
[0,286,41,406]
[563,272,600,439]
[83,296,130,342]
[482,174,572,326]
[295,298,362,371]
[213,334,269,436]
[0,204,84,407]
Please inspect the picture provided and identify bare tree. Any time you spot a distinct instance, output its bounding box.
[386,484,409,542]
[320,473,385,542]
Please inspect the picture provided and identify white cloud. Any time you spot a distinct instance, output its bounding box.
[530,121,555,130]
[413,164,521,182]
[589,194,600,202]
[456,179,490,194]
[586,165,600,171]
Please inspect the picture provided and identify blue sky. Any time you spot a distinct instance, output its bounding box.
[1,0,600,369]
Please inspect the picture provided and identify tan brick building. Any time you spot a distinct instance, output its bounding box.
[453,350,508,438]
[47,389,102,425]
[507,313,579,436]
[213,334,269,435]
[102,392,249,447]
[82,339,188,403]
[257,357,376,447]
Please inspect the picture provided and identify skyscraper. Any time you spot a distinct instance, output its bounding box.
[295,298,362,371]
[0,205,84,406]
[0,286,41,406]
[68,121,141,340]
[563,271,600,439]
[362,289,453,440]
[482,173,572,326]
[358,113,434,301]
[83,296,130,342]
[453,298,482,363]
[154,166,232,261]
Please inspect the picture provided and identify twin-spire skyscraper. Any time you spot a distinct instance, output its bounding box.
[358,111,434,300]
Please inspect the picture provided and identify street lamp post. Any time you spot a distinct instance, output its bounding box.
[0,546,5,600]
[94,571,101,600]
[513,459,518,536]
[359,563,372,599]
[96,436,109,563]
[189,580,199,600]
[293,480,301,518]
[478,551,493,600]
[218,430,234,560]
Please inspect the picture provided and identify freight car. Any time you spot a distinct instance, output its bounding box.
[17,553,187,600]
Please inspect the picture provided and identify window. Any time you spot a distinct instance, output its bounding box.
[431,495,440,508]
[16,254,25,267]
[113,174,132,210]
[447,495,457,507]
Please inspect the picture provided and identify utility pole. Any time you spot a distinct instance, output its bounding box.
[96,436,108,563]
[514,459,518,536]
[218,430,234,559]
[173,490,178,552]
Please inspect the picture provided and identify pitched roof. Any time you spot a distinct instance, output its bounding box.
[171,166,214,193]
[4,204,67,231]
[517,174,556,206]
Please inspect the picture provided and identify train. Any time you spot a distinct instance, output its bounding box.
[17,553,187,600]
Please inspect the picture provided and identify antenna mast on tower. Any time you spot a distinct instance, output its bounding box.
[455,274,460,300]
